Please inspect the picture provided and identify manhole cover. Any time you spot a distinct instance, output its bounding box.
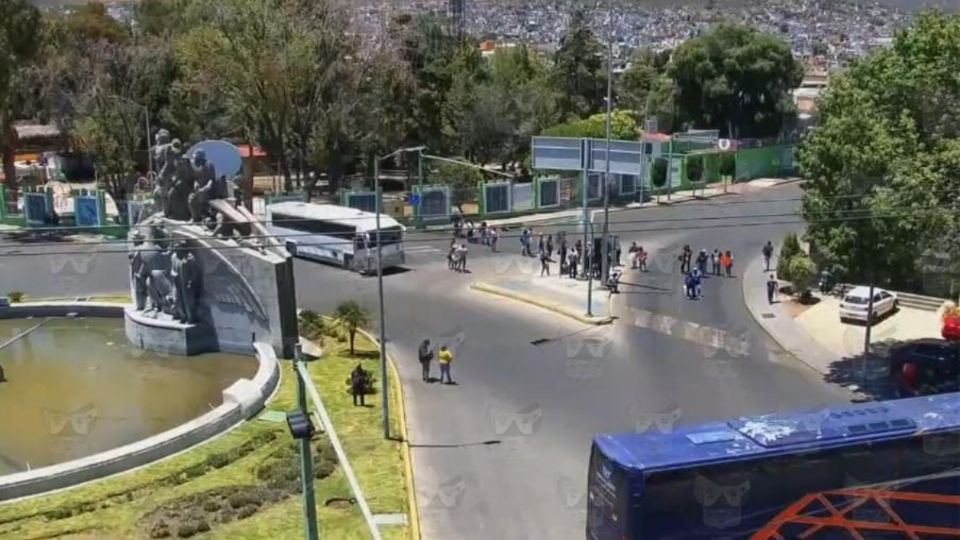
[761,313,776,319]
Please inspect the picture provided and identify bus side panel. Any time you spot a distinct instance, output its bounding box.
[637,433,960,538]
[587,444,636,540]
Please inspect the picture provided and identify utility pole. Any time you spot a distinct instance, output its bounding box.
[416,148,424,229]
[294,345,319,540]
[600,27,613,288]
[373,157,389,440]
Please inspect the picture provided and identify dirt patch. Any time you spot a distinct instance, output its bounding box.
[139,439,337,538]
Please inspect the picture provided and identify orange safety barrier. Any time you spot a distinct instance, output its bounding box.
[753,487,960,539]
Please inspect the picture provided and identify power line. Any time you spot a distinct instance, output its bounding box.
[0,205,951,260]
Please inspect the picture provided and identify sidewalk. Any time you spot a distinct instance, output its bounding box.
[742,254,947,399]
[431,177,800,230]
[471,265,614,325]
[742,254,840,376]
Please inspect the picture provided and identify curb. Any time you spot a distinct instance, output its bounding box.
[355,325,421,540]
[740,255,831,377]
[469,281,614,325]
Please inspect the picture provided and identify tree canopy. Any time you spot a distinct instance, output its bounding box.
[797,11,960,289]
[669,23,802,138]
[0,0,43,184]
[551,10,607,121]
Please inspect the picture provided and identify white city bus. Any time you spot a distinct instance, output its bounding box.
[266,202,406,273]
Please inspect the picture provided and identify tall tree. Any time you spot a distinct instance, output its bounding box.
[669,23,802,138]
[798,11,960,289]
[71,41,158,212]
[552,9,606,121]
[618,48,661,119]
[65,2,130,45]
[0,0,43,187]
[176,0,355,192]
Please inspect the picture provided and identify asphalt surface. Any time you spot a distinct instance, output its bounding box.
[0,183,857,539]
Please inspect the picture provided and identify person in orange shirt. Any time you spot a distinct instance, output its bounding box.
[722,250,734,277]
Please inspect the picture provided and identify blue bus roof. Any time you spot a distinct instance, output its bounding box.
[595,393,960,473]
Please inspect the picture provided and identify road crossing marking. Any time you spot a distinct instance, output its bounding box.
[624,305,751,357]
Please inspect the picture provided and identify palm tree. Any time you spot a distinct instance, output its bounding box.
[334,301,370,356]
[298,309,324,341]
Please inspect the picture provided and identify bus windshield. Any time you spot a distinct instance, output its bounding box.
[364,226,403,248]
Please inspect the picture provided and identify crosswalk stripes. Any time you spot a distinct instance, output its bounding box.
[405,245,444,256]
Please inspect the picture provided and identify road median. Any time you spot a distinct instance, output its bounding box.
[470,281,613,325]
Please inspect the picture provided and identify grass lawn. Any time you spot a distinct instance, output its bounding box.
[0,332,410,540]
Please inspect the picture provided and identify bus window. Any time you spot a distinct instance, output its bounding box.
[354,236,366,252]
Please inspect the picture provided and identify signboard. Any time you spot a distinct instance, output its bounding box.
[587,139,645,176]
[532,137,584,171]
[74,196,101,227]
[532,136,645,176]
[23,192,47,226]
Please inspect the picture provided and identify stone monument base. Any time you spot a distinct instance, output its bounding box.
[124,307,217,356]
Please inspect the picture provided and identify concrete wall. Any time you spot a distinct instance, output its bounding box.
[172,227,297,358]
[0,315,280,502]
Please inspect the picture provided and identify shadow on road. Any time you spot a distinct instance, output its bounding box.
[824,339,902,401]
[407,440,501,448]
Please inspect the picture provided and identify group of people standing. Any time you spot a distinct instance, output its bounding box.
[448,239,469,272]
[454,216,500,252]
[677,245,736,300]
[679,245,735,277]
[418,339,455,384]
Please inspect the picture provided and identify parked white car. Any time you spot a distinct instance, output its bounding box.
[839,286,898,323]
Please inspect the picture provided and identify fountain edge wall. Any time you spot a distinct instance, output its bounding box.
[0,304,280,502]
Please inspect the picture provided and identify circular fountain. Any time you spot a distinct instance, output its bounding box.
[0,317,256,476]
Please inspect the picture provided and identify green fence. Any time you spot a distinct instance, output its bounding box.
[735,145,795,181]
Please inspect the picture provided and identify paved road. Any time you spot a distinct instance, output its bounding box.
[0,184,855,539]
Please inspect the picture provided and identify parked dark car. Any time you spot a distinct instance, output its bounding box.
[888,339,960,397]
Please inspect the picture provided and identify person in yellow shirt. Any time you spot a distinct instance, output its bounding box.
[438,345,455,385]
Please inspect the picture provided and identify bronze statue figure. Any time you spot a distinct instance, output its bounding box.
[170,242,201,324]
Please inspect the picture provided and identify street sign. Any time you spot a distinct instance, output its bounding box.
[532,137,584,171]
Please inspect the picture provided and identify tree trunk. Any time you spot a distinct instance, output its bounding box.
[1,119,17,193]
[279,154,293,193]
[349,331,355,355]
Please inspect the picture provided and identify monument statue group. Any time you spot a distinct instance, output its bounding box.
[125,129,297,357]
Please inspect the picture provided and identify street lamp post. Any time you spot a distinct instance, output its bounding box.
[416,148,425,229]
[600,23,613,288]
[288,344,319,540]
[374,146,426,439]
